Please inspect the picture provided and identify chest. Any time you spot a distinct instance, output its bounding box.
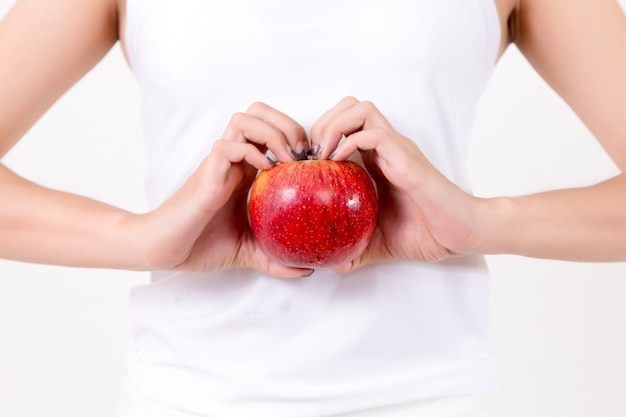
[117,0,513,60]
[123,1,498,106]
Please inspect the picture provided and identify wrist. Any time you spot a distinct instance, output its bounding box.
[103,211,155,271]
[123,209,182,272]
[472,196,516,256]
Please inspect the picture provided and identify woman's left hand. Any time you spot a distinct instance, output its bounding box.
[311,97,490,272]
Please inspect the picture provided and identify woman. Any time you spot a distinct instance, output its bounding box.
[1,0,625,416]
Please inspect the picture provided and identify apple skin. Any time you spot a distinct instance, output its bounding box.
[249,159,378,269]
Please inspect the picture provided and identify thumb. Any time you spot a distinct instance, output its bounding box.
[266,261,315,279]
[333,252,395,275]
[245,247,315,279]
[331,253,371,275]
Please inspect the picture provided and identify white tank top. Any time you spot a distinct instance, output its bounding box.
[123,1,502,416]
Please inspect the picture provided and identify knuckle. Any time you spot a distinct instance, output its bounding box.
[359,101,389,127]
[229,112,246,124]
[341,95,360,105]
[246,101,268,114]
[211,139,229,154]
[360,100,378,112]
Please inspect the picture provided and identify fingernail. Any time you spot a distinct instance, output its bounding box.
[301,269,315,277]
[287,145,298,161]
[313,142,323,159]
[295,141,307,160]
[266,156,277,166]
[329,134,347,160]
[302,140,312,158]
[288,142,308,161]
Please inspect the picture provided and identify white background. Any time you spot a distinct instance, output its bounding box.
[1,1,625,416]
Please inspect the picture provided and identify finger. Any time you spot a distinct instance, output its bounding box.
[221,113,296,163]
[332,249,373,275]
[209,139,274,172]
[265,259,315,279]
[200,140,274,209]
[331,128,429,194]
[310,96,361,158]
[329,127,391,164]
[162,141,274,237]
[246,102,309,160]
[240,245,314,279]
[317,100,392,160]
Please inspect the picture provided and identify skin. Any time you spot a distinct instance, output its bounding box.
[0,0,625,278]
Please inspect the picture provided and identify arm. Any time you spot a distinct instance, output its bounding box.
[0,1,309,277]
[0,0,144,269]
[311,1,626,271]
[480,0,626,261]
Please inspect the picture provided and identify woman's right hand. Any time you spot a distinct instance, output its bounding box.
[135,102,313,278]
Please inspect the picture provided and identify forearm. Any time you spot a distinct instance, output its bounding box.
[0,164,146,270]
[481,173,626,262]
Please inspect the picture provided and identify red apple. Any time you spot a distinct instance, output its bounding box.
[248,158,378,269]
